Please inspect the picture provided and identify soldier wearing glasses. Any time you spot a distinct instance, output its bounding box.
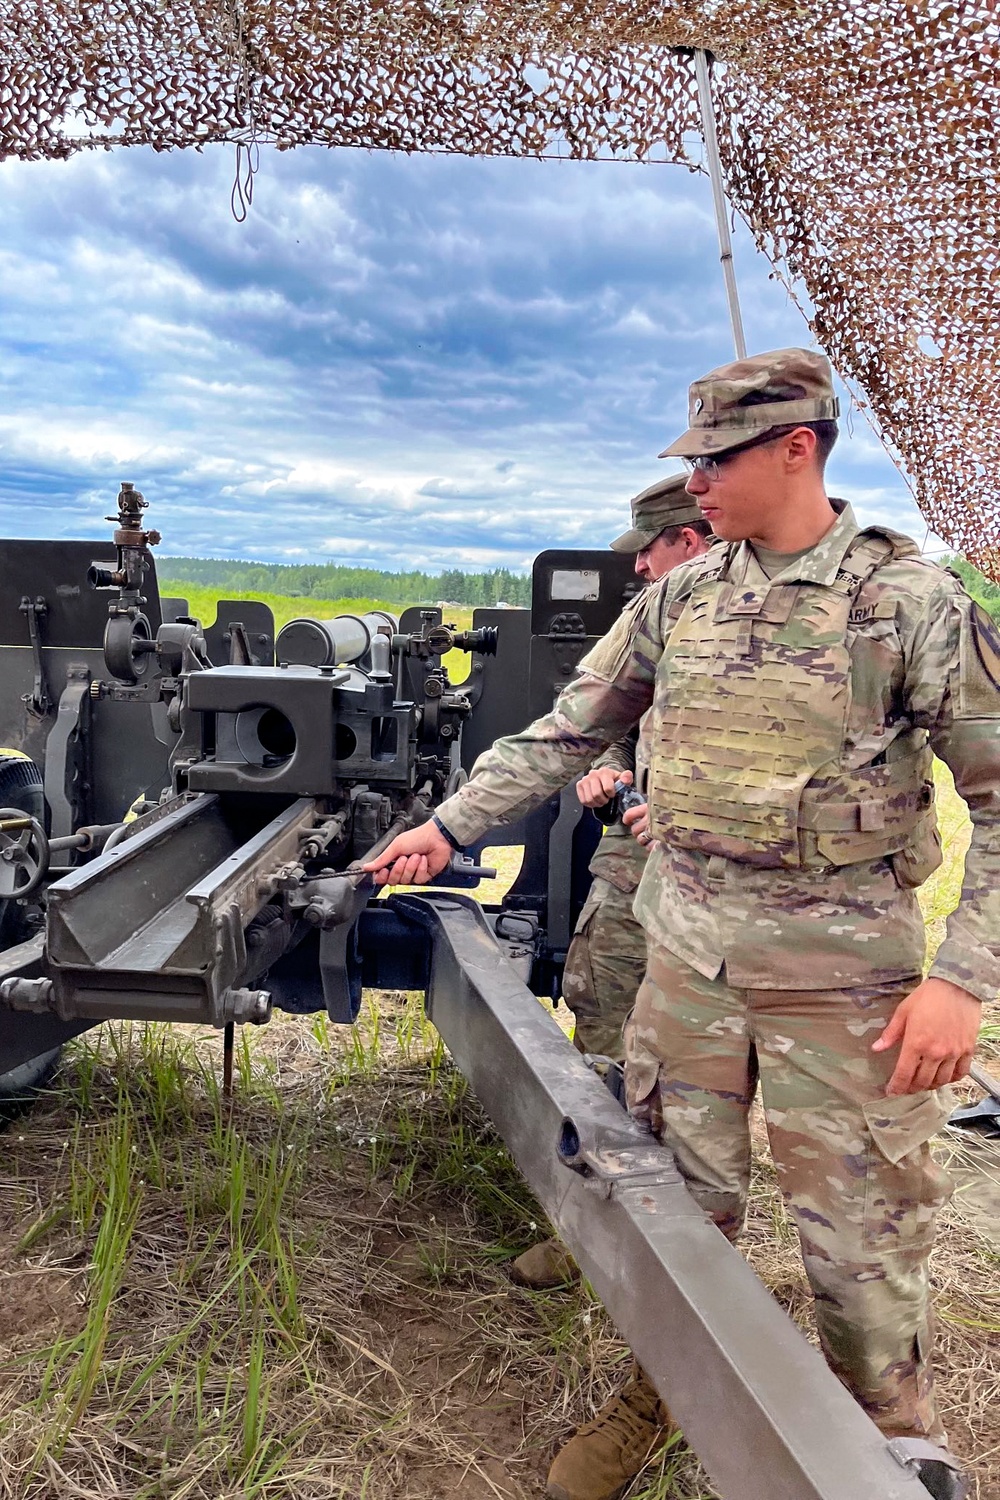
[367,349,989,1500]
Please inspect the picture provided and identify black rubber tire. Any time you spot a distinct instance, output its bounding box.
[0,755,47,947]
[0,755,61,1116]
[0,1046,60,1119]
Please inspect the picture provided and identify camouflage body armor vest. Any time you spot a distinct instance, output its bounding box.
[650,529,939,876]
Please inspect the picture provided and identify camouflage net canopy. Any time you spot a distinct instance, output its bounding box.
[2,2,998,567]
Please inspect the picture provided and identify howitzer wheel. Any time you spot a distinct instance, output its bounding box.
[0,807,48,898]
[0,1047,60,1122]
[0,756,62,1119]
[0,758,47,919]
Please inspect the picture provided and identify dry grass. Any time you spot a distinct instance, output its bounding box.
[1,999,997,1500]
[0,769,998,1498]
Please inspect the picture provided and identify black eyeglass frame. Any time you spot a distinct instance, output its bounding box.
[680,424,802,480]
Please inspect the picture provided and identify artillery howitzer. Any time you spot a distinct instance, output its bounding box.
[0,486,949,1500]
[0,483,626,1062]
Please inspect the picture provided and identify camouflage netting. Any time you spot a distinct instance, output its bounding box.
[2,3,998,568]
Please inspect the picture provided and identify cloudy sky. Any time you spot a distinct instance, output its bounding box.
[0,143,935,572]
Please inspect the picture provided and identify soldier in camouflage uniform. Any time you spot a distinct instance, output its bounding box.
[511,474,712,1292]
[557,475,713,1063]
[367,348,988,1500]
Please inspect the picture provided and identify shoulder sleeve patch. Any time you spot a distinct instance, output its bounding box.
[954,599,1000,718]
[578,587,651,683]
[971,602,1000,687]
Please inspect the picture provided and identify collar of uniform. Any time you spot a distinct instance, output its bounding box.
[732,498,858,587]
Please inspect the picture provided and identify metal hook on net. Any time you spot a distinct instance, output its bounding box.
[231,140,259,223]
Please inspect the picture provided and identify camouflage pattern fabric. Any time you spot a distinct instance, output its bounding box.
[561,875,647,1061]
[586,815,647,894]
[624,947,954,1441]
[564,696,649,1060]
[610,470,704,552]
[436,501,1000,1005]
[588,722,648,893]
[432,497,1000,1442]
[660,347,840,459]
[650,528,938,871]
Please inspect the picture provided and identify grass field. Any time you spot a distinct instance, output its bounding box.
[158,583,476,684]
[158,583,408,636]
[0,592,998,1498]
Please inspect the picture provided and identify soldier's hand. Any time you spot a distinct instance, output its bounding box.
[577,767,631,807]
[624,803,651,844]
[363,823,453,887]
[872,976,981,1095]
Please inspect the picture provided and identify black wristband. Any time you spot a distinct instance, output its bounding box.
[432,814,463,852]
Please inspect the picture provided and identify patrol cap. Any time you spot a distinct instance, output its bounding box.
[659,347,840,458]
[610,472,704,554]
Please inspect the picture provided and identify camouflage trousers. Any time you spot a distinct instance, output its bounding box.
[561,877,647,1062]
[624,948,954,1443]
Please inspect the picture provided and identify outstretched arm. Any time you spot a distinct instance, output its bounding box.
[365,586,665,883]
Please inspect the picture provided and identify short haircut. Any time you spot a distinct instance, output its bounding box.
[657,518,715,546]
[737,390,839,472]
[801,419,839,467]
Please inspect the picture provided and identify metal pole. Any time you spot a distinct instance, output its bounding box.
[223,1021,234,1100]
[694,49,747,361]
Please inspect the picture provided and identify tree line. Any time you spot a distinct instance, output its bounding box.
[158,553,1000,619]
[158,557,532,608]
[947,557,1000,618]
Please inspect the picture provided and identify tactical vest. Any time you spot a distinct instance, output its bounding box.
[649,529,940,876]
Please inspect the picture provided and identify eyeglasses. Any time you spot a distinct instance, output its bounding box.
[681,454,728,482]
[680,426,801,482]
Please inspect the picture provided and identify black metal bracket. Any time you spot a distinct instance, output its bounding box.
[19,595,53,717]
[43,664,92,840]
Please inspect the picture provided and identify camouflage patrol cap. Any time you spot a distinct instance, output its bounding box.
[659,347,840,458]
[610,472,704,554]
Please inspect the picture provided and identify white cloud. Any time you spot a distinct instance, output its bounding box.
[0,142,928,569]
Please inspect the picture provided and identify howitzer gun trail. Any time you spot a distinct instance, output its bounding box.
[0,486,948,1499]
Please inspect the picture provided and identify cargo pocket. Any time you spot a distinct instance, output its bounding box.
[561,899,600,1030]
[862,1090,954,1253]
[623,1023,663,1137]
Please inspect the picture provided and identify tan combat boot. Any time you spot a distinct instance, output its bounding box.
[509,1236,580,1289]
[545,1363,677,1500]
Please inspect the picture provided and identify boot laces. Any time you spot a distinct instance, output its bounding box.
[581,1391,667,1459]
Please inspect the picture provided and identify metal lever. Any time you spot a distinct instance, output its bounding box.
[19,596,53,717]
[429,853,498,888]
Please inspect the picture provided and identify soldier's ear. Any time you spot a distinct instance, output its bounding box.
[783,425,819,471]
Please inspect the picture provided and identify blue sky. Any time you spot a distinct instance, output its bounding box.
[0,143,937,572]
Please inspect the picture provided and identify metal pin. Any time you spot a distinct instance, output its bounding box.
[223,1021,234,1099]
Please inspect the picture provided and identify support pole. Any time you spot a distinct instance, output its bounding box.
[694,50,747,361]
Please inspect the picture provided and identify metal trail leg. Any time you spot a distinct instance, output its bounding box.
[393,892,928,1500]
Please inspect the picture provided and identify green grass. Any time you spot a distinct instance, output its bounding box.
[158,582,405,634]
[159,582,476,639]
[0,1002,571,1499]
[159,581,476,682]
[0,762,996,1498]
[10,1024,315,1493]
[1,957,997,1498]
[919,759,973,966]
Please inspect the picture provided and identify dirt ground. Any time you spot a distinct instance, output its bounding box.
[0,990,997,1500]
